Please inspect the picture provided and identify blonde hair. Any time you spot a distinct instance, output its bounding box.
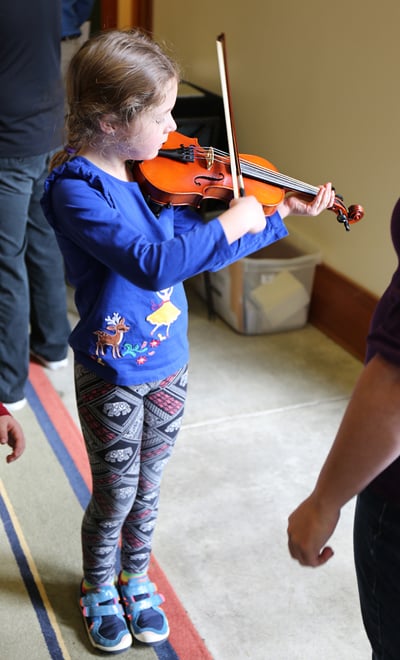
[50,29,180,169]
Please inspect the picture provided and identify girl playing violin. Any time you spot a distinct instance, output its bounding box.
[41,28,334,654]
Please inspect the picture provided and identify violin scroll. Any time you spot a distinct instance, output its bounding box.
[348,205,364,223]
[332,196,364,231]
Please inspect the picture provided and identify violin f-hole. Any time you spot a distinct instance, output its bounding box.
[194,172,225,187]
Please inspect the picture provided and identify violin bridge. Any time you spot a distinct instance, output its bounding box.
[205,147,215,170]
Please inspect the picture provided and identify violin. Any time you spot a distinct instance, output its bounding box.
[134,131,364,231]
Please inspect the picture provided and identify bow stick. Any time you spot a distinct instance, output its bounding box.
[216,33,245,199]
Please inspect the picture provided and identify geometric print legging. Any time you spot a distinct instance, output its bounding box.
[74,362,188,585]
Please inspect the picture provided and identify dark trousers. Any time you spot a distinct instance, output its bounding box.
[354,488,400,660]
[0,153,70,402]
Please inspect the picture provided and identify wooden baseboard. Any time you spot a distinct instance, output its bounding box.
[309,264,378,363]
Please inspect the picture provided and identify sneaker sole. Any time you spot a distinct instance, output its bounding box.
[30,352,68,371]
[131,625,170,646]
[3,398,27,412]
[82,616,133,653]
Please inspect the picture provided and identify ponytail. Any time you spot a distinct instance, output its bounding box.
[49,145,78,171]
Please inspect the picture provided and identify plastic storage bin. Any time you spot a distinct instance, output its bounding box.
[193,231,321,334]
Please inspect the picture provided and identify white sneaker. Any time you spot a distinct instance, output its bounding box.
[30,352,68,371]
[3,398,27,412]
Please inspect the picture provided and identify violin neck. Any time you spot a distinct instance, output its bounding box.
[239,157,319,197]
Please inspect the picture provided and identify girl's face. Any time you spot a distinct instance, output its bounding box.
[118,77,178,162]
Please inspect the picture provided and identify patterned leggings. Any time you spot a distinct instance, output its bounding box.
[74,362,188,585]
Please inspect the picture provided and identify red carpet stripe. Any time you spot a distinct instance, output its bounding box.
[28,362,213,660]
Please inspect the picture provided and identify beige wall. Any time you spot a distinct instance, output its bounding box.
[153,0,400,297]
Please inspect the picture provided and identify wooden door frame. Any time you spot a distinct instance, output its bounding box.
[99,1,153,31]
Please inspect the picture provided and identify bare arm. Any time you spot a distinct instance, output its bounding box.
[287,353,400,566]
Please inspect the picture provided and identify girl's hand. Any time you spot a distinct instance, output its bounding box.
[219,195,266,244]
[229,196,267,233]
[278,183,335,219]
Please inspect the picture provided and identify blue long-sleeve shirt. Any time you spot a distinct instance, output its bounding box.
[41,157,288,385]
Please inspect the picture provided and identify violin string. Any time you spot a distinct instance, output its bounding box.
[194,146,318,196]
[216,149,318,195]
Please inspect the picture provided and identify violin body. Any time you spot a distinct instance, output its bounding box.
[134,132,284,214]
[134,131,364,230]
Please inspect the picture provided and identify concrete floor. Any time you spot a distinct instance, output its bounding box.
[41,282,370,660]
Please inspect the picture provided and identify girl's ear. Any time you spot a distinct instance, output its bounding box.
[98,115,116,135]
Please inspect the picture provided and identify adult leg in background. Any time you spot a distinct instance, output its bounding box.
[27,151,70,362]
[0,154,69,403]
[354,488,400,660]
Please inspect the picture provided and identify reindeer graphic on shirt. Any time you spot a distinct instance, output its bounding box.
[94,313,130,359]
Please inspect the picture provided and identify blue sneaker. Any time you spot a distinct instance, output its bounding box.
[79,581,132,653]
[119,575,169,646]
